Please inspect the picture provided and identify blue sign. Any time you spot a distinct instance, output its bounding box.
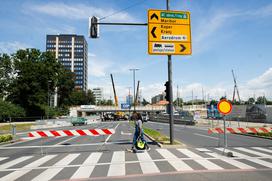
[121,103,131,109]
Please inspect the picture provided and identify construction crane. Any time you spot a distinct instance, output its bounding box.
[110,74,127,120]
[110,74,118,107]
[232,69,241,103]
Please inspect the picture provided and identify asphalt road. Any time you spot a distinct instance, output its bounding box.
[0,120,271,181]
[145,121,272,148]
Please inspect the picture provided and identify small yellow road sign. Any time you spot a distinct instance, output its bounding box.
[148,9,192,55]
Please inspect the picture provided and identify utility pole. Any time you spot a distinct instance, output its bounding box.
[166,0,174,145]
[129,69,139,111]
[128,87,132,118]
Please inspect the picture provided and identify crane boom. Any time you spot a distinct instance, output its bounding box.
[110,74,118,107]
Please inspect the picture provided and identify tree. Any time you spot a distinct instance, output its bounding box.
[246,97,255,105]
[0,100,25,122]
[97,99,114,106]
[0,54,14,99]
[57,69,75,107]
[68,90,95,106]
[142,98,150,106]
[256,96,267,104]
[7,49,68,116]
[174,98,183,107]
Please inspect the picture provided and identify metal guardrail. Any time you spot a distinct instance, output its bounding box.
[149,114,195,125]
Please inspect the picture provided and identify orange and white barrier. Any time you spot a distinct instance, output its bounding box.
[208,127,272,134]
[28,129,115,137]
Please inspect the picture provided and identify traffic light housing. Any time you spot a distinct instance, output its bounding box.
[164,81,170,101]
[89,16,99,38]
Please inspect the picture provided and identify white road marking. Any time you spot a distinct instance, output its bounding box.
[107,151,125,176]
[31,153,80,181]
[0,155,56,181]
[121,131,132,136]
[196,148,255,169]
[71,152,102,179]
[56,136,79,145]
[178,149,223,170]
[194,133,219,140]
[105,123,119,143]
[137,152,160,174]
[0,156,32,169]
[156,149,193,171]
[0,140,131,149]
[235,147,272,157]
[0,157,8,162]
[216,148,249,158]
[252,147,272,154]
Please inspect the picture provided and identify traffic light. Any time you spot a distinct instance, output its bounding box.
[89,16,99,38]
[164,81,170,101]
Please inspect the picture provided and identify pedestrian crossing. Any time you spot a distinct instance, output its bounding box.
[0,147,271,181]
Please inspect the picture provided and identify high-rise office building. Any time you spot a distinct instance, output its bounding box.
[46,34,88,91]
[92,87,103,102]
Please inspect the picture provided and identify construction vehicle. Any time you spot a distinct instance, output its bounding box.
[110,74,128,120]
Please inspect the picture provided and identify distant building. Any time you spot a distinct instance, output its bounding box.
[151,93,166,104]
[92,87,103,102]
[126,95,133,105]
[46,34,88,91]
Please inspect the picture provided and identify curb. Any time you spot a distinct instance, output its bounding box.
[144,133,187,149]
[0,138,21,146]
[235,133,272,140]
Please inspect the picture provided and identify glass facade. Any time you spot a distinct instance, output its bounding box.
[46,34,88,91]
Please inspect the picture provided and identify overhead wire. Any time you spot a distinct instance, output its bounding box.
[99,0,146,21]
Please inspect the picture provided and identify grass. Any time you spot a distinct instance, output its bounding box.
[247,132,272,138]
[0,123,34,134]
[129,121,181,145]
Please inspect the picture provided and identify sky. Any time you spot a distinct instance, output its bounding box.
[0,0,272,103]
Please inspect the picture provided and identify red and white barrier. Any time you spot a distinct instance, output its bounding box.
[208,127,272,134]
[28,129,115,137]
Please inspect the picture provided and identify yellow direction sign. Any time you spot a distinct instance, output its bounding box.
[148,9,192,55]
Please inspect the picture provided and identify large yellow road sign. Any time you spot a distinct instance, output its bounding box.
[148,9,192,55]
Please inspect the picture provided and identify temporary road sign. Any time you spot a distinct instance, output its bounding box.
[217,99,232,115]
[148,9,192,55]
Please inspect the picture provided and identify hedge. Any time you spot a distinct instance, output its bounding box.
[0,134,13,143]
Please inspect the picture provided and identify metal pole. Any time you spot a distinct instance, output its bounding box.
[167,0,174,145]
[223,115,227,153]
[129,69,139,111]
[133,70,136,111]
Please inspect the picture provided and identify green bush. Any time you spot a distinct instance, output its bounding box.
[0,134,13,143]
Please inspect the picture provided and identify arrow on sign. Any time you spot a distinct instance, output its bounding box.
[151,27,157,38]
[151,13,159,20]
[180,44,186,52]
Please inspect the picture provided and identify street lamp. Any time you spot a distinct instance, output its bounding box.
[129,68,139,111]
[47,80,52,119]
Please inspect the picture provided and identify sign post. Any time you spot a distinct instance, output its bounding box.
[217,99,233,154]
[147,0,192,144]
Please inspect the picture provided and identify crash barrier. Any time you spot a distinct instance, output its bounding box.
[149,114,195,125]
[28,129,115,137]
[208,127,272,134]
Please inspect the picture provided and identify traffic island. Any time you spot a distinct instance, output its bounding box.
[143,127,186,148]
[236,132,272,140]
[129,121,186,148]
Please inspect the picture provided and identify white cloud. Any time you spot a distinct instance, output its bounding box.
[0,41,31,54]
[247,68,272,89]
[28,3,137,22]
[88,57,112,77]
[46,25,76,34]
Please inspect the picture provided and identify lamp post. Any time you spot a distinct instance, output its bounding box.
[47,80,52,119]
[129,69,139,111]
